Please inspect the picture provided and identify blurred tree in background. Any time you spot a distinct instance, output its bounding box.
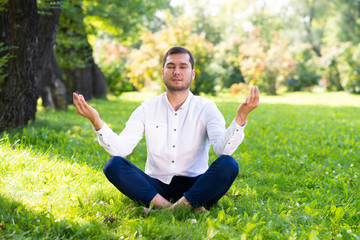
[1,0,360,131]
[125,15,216,94]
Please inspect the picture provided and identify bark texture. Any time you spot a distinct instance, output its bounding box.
[0,0,39,131]
[37,1,67,109]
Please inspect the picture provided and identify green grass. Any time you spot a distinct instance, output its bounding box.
[1,91,359,239]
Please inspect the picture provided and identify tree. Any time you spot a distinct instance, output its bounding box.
[37,0,67,109]
[126,16,216,95]
[238,30,296,95]
[335,0,360,44]
[0,0,39,131]
[55,0,107,103]
[288,0,331,57]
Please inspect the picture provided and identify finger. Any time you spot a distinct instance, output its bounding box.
[73,93,82,111]
[251,86,259,103]
[251,86,255,97]
[245,95,251,104]
[74,93,88,114]
[252,86,259,103]
[247,87,255,103]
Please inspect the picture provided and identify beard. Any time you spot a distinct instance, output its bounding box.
[163,76,192,92]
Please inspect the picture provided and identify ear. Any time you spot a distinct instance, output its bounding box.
[192,69,195,80]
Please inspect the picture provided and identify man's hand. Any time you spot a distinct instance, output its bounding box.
[235,86,260,126]
[73,92,103,131]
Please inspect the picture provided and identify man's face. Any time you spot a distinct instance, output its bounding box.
[162,53,195,92]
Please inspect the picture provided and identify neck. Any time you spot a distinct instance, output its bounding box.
[166,89,189,111]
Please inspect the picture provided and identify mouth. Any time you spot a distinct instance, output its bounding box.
[171,78,182,82]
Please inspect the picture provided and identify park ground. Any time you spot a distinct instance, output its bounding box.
[0,91,359,239]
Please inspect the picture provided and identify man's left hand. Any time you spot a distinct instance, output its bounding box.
[235,86,260,126]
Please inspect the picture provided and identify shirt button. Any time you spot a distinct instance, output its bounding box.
[173,145,175,148]
[228,142,231,144]
[100,134,102,136]
[108,144,110,147]
[172,161,175,163]
[174,129,176,131]
[236,129,239,132]
[156,126,159,128]
[175,113,177,116]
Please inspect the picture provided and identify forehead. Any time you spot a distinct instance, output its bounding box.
[164,53,191,65]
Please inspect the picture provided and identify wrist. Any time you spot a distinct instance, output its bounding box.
[235,114,247,126]
[91,117,103,131]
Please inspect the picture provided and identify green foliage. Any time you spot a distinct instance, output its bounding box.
[335,0,360,44]
[341,43,360,94]
[101,61,136,95]
[125,15,217,95]
[1,92,360,239]
[287,44,321,91]
[55,0,93,70]
[319,42,360,93]
[82,0,171,45]
[0,42,9,84]
[237,31,296,95]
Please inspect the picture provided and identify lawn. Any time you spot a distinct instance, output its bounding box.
[1,91,359,239]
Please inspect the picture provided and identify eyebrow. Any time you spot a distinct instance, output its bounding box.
[166,62,189,67]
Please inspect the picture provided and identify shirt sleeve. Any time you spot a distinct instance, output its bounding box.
[205,102,246,156]
[93,105,145,157]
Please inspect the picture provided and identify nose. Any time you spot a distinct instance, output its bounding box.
[173,67,180,75]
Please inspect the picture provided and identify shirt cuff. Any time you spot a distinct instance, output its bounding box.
[232,118,247,129]
[92,121,108,136]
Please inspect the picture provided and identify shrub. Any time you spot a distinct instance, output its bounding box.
[287,44,321,91]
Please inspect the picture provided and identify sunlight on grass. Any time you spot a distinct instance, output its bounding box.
[115,90,360,107]
[260,91,360,107]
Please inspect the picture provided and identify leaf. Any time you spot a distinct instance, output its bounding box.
[217,209,225,223]
[309,230,319,240]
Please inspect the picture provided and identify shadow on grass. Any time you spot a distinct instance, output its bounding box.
[0,98,145,171]
[0,194,117,239]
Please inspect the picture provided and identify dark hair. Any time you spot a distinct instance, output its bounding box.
[162,46,195,69]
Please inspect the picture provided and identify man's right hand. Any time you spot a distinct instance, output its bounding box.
[73,92,103,131]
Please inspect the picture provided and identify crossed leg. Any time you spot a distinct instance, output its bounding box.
[103,155,239,210]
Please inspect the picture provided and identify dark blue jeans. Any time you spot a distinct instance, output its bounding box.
[103,155,239,208]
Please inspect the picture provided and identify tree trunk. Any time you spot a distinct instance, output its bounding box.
[41,52,67,109]
[37,1,67,109]
[91,59,107,99]
[0,0,39,132]
[266,72,277,95]
[64,66,93,103]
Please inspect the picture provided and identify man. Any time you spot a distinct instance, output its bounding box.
[73,46,259,210]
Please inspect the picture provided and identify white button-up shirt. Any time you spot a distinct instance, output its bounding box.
[95,92,246,184]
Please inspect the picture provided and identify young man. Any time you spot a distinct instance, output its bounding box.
[73,46,259,210]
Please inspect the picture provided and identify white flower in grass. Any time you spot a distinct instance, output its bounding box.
[354,175,357,178]
[99,201,104,205]
[350,164,354,168]
[338,163,341,167]
[333,170,336,174]
[337,233,342,238]
[325,172,329,175]
[347,229,352,233]
[295,202,300,207]
[191,219,197,224]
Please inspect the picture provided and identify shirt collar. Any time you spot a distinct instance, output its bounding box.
[163,91,193,112]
